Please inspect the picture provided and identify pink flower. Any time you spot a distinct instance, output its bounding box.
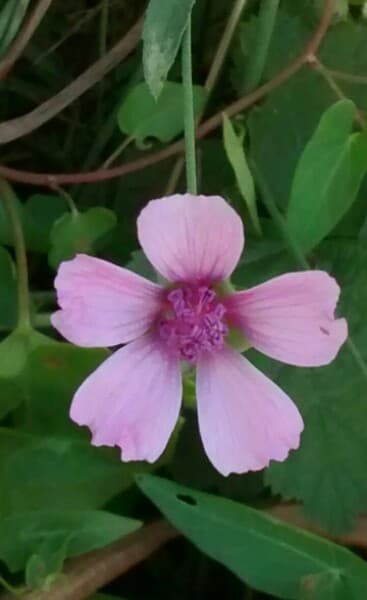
[52,194,347,476]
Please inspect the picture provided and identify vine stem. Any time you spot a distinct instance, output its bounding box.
[0,179,31,332]
[0,0,334,186]
[244,0,280,92]
[182,16,197,194]
[0,0,54,81]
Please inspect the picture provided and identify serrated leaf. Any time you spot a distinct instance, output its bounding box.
[286,100,367,252]
[118,81,206,144]
[0,509,141,573]
[266,240,367,534]
[222,114,260,234]
[48,207,116,268]
[138,475,367,600]
[143,0,196,99]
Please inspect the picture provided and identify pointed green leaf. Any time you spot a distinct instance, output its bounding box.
[138,475,367,600]
[143,0,196,99]
[222,114,260,234]
[287,100,367,252]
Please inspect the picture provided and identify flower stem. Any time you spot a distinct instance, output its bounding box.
[165,0,247,196]
[244,0,280,92]
[0,178,31,333]
[182,16,197,195]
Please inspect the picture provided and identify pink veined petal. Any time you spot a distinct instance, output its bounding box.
[70,334,182,462]
[224,271,348,367]
[137,194,244,284]
[196,346,304,476]
[52,254,163,347]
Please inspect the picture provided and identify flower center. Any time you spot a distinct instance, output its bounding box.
[158,285,228,364]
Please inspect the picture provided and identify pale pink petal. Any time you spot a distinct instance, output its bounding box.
[196,347,303,476]
[52,254,163,347]
[70,335,182,462]
[224,271,348,367]
[137,194,244,284]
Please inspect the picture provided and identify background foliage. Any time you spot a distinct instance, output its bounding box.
[0,0,367,598]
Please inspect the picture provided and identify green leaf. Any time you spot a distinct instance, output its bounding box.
[118,81,206,144]
[248,70,334,210]
[137,475,367,599]
[19,341,109,435]
[0,194,67,253]
[48,207,117,269]
[143,0,196,99]
[286,100,367,252]
[222,114,260,235]
[0,247,17,330]
[266,240,367,534]
[0,329,48,379]
[0,509,141,573]
[0,0,31,58]
[0,429,135,517]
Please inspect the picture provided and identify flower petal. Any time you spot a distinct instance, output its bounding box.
[196,347,303,476]
[137,194,244,284]
[70,335,182,462]
[224,271,348,367]
[52,254,163,347]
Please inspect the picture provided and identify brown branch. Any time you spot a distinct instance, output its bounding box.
[0,16,143,145]
[2,521,178,600]
[0,0,334,186]
[0,0,54,81]
[266,504,367,549]
[311,57,365,127]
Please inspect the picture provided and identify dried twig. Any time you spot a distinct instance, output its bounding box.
[0,16,143,145]
[266,504,367,549]
[2,521,177,600]
[0,0,335,186]
[0,0,55,81]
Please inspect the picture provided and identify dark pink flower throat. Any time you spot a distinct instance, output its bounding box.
[158,285,228,363]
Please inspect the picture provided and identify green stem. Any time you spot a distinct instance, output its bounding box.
[33,312,52,329]
[102,135,134,168]
[244,0,280,92]
[182,16,197,195]
[0,179,31,333]
[204,0,248,93]
[253,165,367,380]
[253,166,308,269]
[165,0,247,196]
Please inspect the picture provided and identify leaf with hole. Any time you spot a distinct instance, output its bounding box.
[143,0,196,99]
[138,475,367,600]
